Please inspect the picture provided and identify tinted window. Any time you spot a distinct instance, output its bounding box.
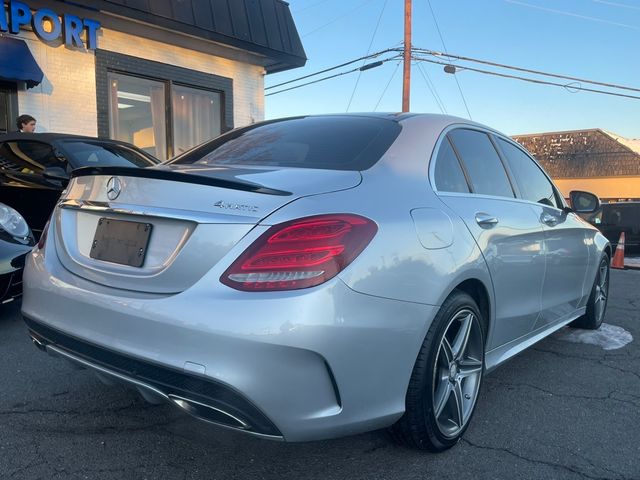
[59,141,156,168]
[171,116,402,171]
[602,204,640,227]
[447,129,513,198]
[434,137,469,193]
[0,140,61,174]
[498,138,560,208]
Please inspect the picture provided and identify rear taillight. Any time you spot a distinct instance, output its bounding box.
[221,214,377,292]
[37,217,51,250]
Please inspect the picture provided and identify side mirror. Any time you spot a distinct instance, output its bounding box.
[43,166,69,186]
[569,190,600,214]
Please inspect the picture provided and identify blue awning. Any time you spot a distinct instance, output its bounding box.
[0,36,44,89]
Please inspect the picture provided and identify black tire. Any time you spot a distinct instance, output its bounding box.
[570,253,610,330]
[389,290,485,451]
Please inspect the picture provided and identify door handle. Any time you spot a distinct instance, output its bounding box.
[541,213,558,226]
[475,212,499,227]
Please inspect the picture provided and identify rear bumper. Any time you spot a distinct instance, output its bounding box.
[21,247,437,441]
[25,316,282,438]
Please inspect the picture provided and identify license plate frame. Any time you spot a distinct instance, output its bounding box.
[90,218,153,268]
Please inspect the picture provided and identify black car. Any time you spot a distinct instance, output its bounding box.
[0,133,158,234]
[0,202,35,305]
[587,201,640,252]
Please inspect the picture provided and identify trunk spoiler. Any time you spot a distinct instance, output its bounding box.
[71,166,292,196]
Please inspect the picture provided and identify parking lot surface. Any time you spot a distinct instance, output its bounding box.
[1,270,639,480]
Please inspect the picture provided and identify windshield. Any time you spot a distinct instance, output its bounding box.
[59,140,157,168]
[170,116,401,171]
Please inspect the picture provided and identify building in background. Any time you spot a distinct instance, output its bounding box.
[0,0,306,160]
[513,129,640,203]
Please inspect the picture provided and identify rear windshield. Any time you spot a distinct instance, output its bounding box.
[59,140,157,168]
[170,116,402,171]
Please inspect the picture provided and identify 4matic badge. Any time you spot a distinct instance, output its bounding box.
[213,201,259,213]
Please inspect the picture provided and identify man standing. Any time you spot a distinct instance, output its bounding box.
[16,115,36,132]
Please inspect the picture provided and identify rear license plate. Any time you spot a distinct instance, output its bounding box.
[90,218,153,268]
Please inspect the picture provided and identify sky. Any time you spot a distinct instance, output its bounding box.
[265,0,640,138]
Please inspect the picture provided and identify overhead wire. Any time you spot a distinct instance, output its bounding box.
[374,61,402,111]
[265,47,401,91]
[412,48,640,93]
[346,0,389,112]
[301,0,378,38]
[426,0,471,119]
[416,62,446,113]
[593,0,640,11]
[504,0,640,31]
[292,0,333,15]
[412,56,640,101]
[266,55,402,97]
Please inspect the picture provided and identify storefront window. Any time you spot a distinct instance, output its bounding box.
[172,85,222,156]
[108,73,167,161]
[0,82,18,134]
[107,72,223,161]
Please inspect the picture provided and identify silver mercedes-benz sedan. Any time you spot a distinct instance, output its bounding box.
[22,114,609,451]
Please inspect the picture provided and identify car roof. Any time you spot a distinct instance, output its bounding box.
[0,132,131,145]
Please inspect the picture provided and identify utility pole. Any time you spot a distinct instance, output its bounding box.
[402,0,412,112]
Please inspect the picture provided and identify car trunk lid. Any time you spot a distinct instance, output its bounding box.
[53,165,361,294]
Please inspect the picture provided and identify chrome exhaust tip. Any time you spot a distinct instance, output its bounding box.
[168,394,249,430]
[30,336,46,352]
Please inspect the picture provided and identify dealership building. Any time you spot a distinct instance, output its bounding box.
[513,129,640,203]
[0,0,306,160]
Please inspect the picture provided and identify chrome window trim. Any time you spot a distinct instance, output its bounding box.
[429,123,566,212]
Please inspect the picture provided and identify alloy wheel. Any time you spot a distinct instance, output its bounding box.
[594,258,609,324]
[431,309,483,438]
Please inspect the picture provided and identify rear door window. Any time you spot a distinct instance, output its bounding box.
[497,138,561,208]
[433,137,469,193]
[447,129,514,198]
[171,116,402,171]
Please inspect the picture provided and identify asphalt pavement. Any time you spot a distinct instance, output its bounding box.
[1,270,639,480]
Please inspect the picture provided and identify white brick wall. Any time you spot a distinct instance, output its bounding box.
[14,27,265,135]
[16,30,98,136]
[100,29,265,127]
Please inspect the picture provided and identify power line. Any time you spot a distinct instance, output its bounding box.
[346,0,389,112]
[593,0,640,11]
[416,62,446,113]
[504,0,640,31]
[413,47,640,93]
[412,56,640,101]
[374,61,402,111]
[426,0,470,118]
[301,0,378,38]
[265,48,401,91]
[266,56,401,97]
[292,0,333,14]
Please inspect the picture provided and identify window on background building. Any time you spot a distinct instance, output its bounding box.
[108,73,167,161]
[0,82,18,135]
[0,91,8,134]
[108,73,223,161]
[172,85,221,156]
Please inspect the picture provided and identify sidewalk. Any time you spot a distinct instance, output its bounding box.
[624,256,640,270]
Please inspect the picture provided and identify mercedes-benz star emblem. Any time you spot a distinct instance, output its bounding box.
[106,177,122,200]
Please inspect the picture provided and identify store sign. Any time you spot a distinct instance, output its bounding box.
[0,1,101,50]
